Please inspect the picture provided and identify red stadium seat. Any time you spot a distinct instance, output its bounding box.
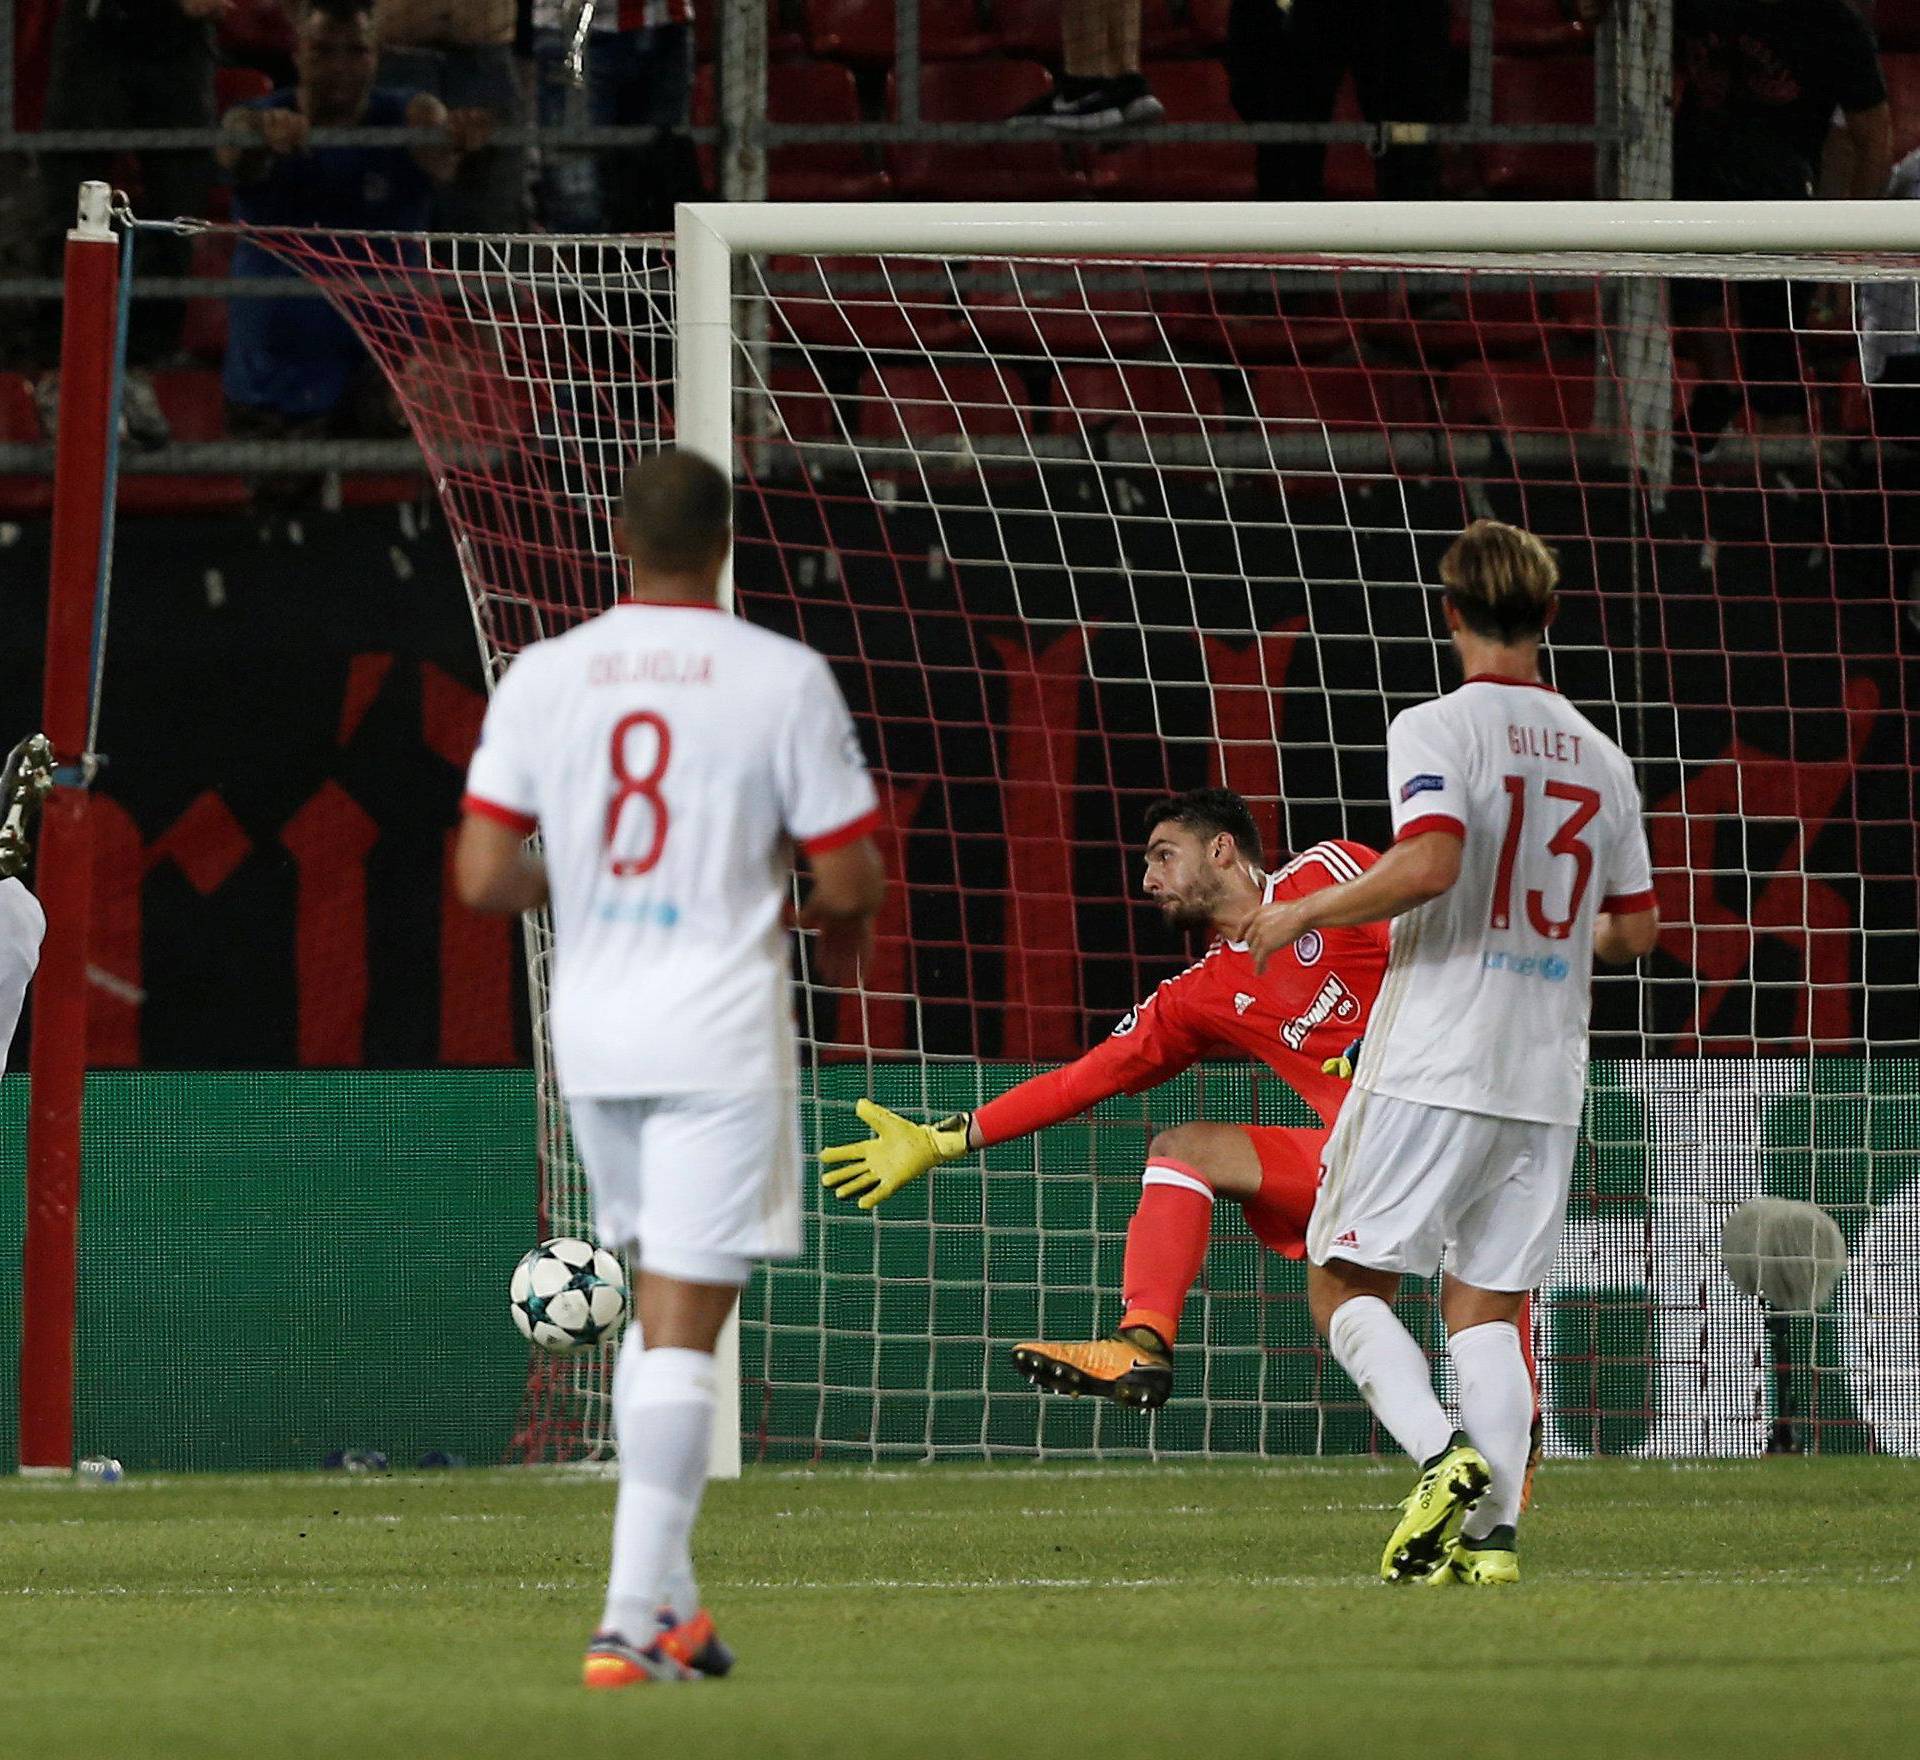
[1090,59,1254,200]
[1480,56,1595,198]
[0,373,52,517]
[805,0,996,63]
[1404,281,1600,364]
[963,259,1159,358]
[1325,78,1374,201]
[119,369,250,513]
[854,361,1033,445]
[1054,362,1226,436]
[769,255,972,355]
[1445,359,1602,433]
[764,367,846,444]
[1884,54,1920,162]
[1450,0,1596,55]
[1877,0,1920,51]
[1140,0,1232,57]
[887,61,1086,199]
[181,232,234,366]
[1250,361,1433,430]
[214,65,274,115]
[1157,289,1360,365]
[694,61,891,201]
[696,2,809,62]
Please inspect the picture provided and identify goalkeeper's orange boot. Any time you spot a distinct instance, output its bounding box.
[582,1630,701,1688]
[1009,1326,1173,1409]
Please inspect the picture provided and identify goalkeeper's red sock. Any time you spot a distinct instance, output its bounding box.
[1119,1158,1214,1349]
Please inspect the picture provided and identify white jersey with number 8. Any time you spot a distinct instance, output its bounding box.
[463,601,879,1098]
[1354,675,1655,1127]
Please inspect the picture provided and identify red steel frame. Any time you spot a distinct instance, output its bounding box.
[18,191,120,1471]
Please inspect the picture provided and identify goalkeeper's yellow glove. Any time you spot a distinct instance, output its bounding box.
[1321,1037,1365,1082]
[820,1098,972,1210]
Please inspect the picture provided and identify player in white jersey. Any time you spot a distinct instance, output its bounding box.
[1240,519,1658,1586]
[456,451,885,1685]
[0,733,54,1066]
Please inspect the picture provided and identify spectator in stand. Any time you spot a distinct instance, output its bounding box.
[531,0,697,232]
[1673,0,1892,454]
[375,0,528,230]
[1225,0,1451,201]
[219,0,490,492]
[33,0,228,446]
[1009,0,1163,131]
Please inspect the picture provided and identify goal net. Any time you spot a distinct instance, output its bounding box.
[226,202,1920,1463]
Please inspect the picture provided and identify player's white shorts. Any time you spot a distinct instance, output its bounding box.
[1306,1090,1578,1290]
[566,1089,802,1287]
[0,877,45,1068]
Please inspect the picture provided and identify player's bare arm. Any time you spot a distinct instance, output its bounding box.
[1593,905,1659,965]
[797,835,886,985]
[1239,830,1461,972]
[454,812,550,915]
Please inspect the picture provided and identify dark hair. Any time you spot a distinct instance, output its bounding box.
[1440,517,1559,642]
[302,0,375,26]
[1142,788,1263,868]
[619,450,733,574]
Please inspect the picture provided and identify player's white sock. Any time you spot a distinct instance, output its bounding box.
[1325,1295,1453,1465]
[602,1344,716,1642]
[1449,1320,1531,1541]
[610,1321,701,1623]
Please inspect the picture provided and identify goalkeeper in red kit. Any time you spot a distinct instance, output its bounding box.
[824,789,1422,1406]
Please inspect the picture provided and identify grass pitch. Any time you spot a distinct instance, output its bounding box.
[2,1458,1914,1759]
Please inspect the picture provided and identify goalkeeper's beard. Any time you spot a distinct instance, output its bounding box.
[1156,875,1228,934]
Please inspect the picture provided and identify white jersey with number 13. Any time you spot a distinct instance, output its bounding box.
[463,602,879,1099]
[1355,675,1655,1127]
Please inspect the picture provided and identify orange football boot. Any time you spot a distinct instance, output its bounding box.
[1010,1327,1173,1409]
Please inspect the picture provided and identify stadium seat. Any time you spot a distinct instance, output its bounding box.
[1053,361,1226,435]
[1140,0,1232,57]
[216,0,297,82]
[764,367,847,445]
[854,362,1033,448]
[0,372,52,517]
[963,258,1159,359]
[120,369,250,513]
[1249,361,1433,431]
[1403,281,1599,365]
[181,232,234,366]
[1884,54,1920,161]
[1480,56,1595,198]
[805,0,996,63]
[887,61,1087,199]
[1089,59,1254,200]
[696,2,810,62]
[694,61,891,201]
[214,65,274,114]
[1158,285,1366,365]
[1324,78,1374,201]
[1450,0,1596,55]
[1877,0,1920,51]
[1444,359,1601,434]
[769,255,972,356]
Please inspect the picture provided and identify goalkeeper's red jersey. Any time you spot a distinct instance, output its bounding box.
[974,840,1389,1145]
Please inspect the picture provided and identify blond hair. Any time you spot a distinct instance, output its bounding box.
[1439,519,1559,642]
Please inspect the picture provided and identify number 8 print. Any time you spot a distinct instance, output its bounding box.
[606,711,672,875]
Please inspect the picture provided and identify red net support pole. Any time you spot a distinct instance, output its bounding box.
[19,185,120,1472]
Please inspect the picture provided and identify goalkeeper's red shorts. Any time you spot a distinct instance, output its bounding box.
[1237,1124,1329,1260]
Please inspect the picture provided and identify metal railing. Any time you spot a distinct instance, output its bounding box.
[0,0,1669,482]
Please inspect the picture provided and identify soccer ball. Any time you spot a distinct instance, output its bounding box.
[509,1237,628,1354]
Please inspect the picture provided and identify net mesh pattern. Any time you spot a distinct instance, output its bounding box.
[228,225,1920,1460]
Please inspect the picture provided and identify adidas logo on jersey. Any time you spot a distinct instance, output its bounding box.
[1334,1229,1359,1248]
[1234,992,1254,1015]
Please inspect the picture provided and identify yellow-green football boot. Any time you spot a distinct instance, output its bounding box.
[1379,1432,1492,1583]
[1450,1525,1521,1586]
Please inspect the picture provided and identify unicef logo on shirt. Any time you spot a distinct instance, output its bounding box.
[1294,930,1324,966]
